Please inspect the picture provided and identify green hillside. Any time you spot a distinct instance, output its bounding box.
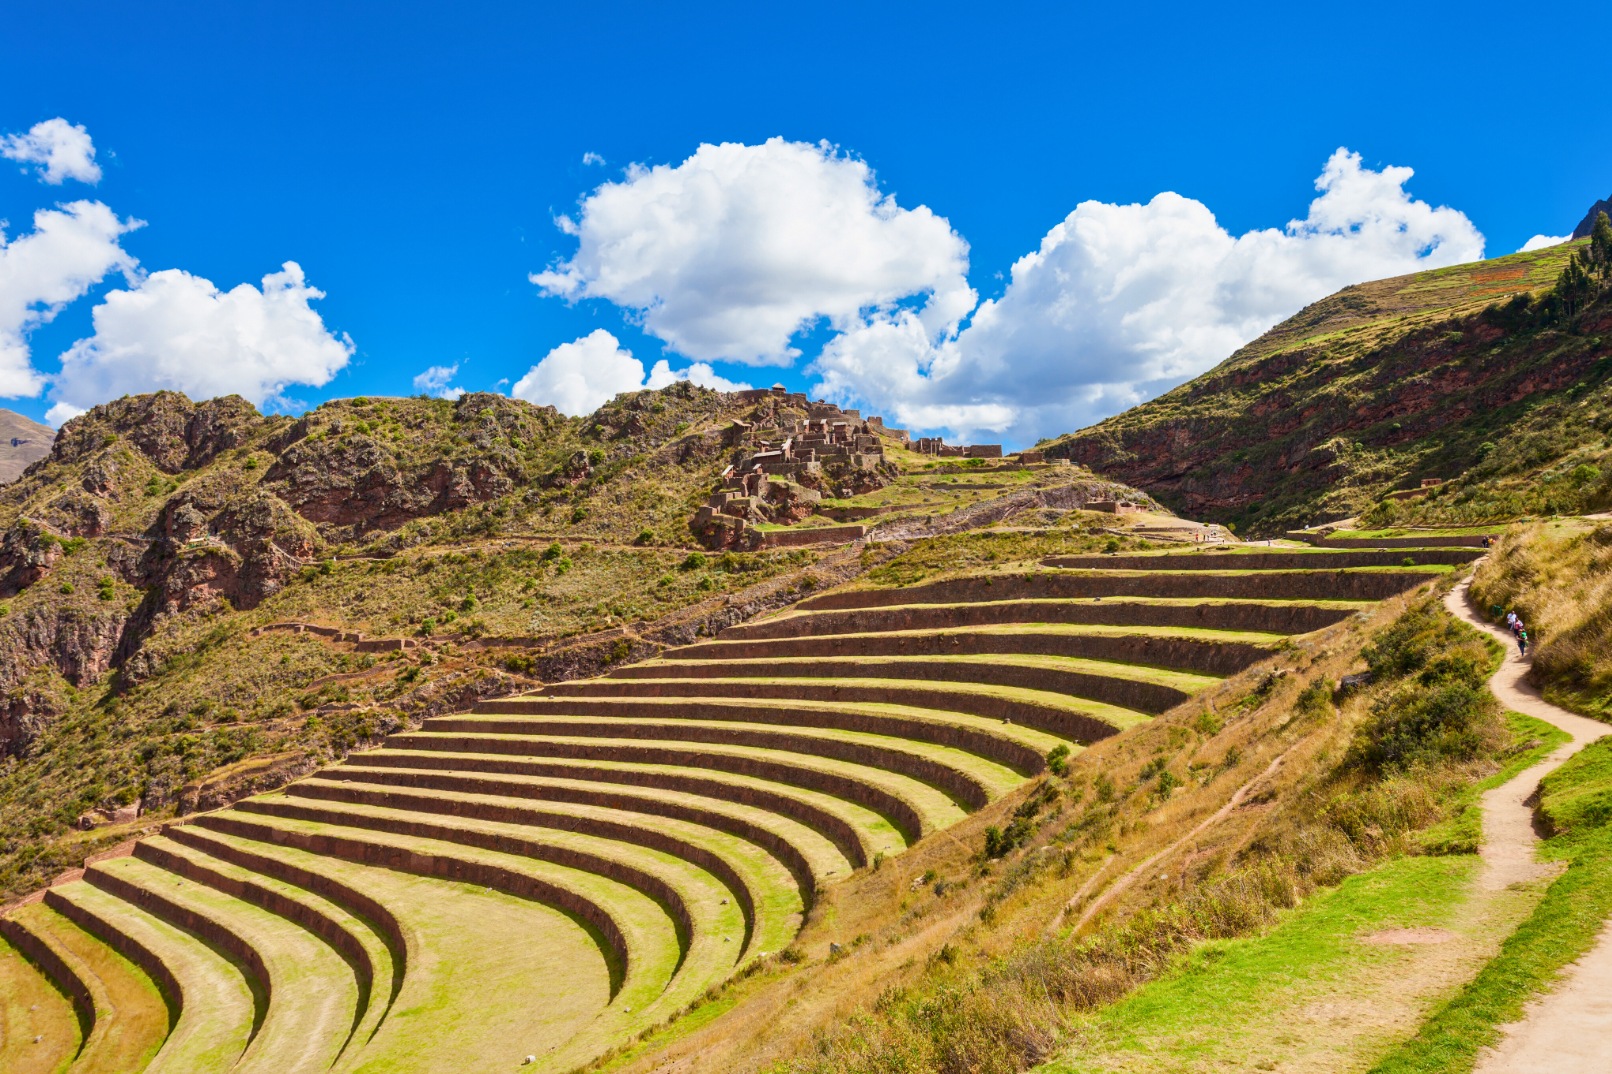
[1042,238,1612,534]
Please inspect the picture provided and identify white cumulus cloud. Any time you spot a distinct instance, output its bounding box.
[1519,234,1569,252]
[510,329,749,416]
[1,118,103,185]
[813,148,1485,443]
[413,363,465,400]
[532,138,973,366]
[0,200,140,397]
[48,262,354,422]
[644,359,751,393]
[581,151,606,166]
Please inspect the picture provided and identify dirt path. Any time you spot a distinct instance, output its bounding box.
[1443,582,1612,1073]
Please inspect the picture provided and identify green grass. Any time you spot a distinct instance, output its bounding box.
[1368,736,1612,1074]
[0,930,80,1074]
[54,879,258,1074]
[1042,855,1482,1073]
[1416,712,1571,855]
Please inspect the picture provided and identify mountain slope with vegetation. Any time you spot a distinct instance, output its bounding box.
[0,386,1143,905]
[1043,222,1612,535]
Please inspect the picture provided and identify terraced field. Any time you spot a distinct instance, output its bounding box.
[0,543,1482,1072]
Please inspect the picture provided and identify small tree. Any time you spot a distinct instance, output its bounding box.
[1592,210,1612,278]
[1553,250,1597,318]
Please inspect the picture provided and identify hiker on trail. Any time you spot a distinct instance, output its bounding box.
[1506,611,1518,630]
[1518,629,1530,656]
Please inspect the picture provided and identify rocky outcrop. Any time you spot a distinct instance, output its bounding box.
[0,518,62,595]
[0,604,128,756]
[143,483,321,614]
[265,393,559,534]
[51,392,269,474]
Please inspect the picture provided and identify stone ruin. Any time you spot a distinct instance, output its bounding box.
[689,387,1005,548]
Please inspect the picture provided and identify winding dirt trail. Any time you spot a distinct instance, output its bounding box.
[1443,582,1612,1073]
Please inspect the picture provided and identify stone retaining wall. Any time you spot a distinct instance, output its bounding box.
[534,677,1139,735]
[419,715,989,814]
[1045,549,1480,571]
[252,768,835,893]
[234,785,762,955]
[185,813,632,999]
[1300,535,1489,548]
[0,916,96,1034]
[662,631,1274,677]
[581,661,1187,716]
[84,866,273,1025]
[796,569,1443,608]
[758,525,868,548]
[720,599,1356,640]
[131,839,376,1006]
[163,822,408,1003]
[478,696,1047,775]
[45,889,184,1027]
[332,756,859,879]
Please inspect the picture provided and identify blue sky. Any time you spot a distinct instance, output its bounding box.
[2,1,1608,446]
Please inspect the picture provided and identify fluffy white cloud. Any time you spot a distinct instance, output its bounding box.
[510,329,750,416]
[533,138,973,366]
[1520,233,1569,252]
[645,359,751,393]
[49,262,354,420]
[581,151,606,167]
[0,200,140,397]
[1,119,103,184]
[813,148,1485,443]
[511,330,645,415]
[413,363,465,399]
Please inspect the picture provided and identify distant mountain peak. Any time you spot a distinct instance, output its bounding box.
[0,408,55,485]
[1573,196,1612,239]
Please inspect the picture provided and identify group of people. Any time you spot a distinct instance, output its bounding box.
[1505,610,1530,656]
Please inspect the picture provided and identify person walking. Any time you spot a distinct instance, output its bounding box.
[1518,628,1530,657]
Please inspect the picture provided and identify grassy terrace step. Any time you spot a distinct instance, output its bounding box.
[3,901,169,1073]
[218,793,750,977]
[595,654,1215,715]
[1042,548,1481,570]
[202,801,750,1021]
[475,694,1068,772]
[319,750,880,879]
[537,674,1156,737]
[131,834,392,1059]
[156,822,407,1033]
[406,715,1015,818]
[0,927,79,1074]
[86,853,357,1074]
[664,624,1283,677]
[798,567,1448,607]
[209,791,743,981]
[160,826,615,1074]
[535,677,1148,746]
[356,727,971,843]
[225,786,799,963]
[719,596,1370,640]
[45,880,255,1074]
[186,808,689,1027]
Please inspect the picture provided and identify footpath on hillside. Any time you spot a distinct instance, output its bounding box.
[1443,582,1612,1074]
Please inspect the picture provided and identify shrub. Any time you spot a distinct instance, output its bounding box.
[680,551,708,571]
[1046,744,1071,777]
